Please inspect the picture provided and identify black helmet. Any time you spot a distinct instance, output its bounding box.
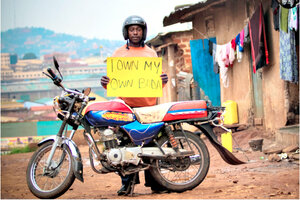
[122,15,147,41]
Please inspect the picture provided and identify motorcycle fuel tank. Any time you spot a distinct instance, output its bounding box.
[121,120,164,145]
[84,101,136,126]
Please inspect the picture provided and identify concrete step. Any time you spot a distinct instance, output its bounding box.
[275,125,299,146]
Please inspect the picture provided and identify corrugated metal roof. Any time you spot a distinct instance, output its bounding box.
[147,29,193,47]
[163,0,225,26]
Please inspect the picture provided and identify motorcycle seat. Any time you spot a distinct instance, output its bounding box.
[133,102,177,124]
[133,100,207,124]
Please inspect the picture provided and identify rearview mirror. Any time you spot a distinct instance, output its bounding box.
[53,56,64,80]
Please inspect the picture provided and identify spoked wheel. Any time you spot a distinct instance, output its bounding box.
[149,130,210,192]
[26,141,75,199]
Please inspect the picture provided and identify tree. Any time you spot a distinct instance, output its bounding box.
[23,53,37,60]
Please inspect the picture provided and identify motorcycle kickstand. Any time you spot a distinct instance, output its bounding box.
[129,173,137,197]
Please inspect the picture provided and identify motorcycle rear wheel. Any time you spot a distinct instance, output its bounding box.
[149,130,209,192]
[26,141,75,199]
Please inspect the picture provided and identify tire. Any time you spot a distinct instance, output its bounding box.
[26,141,75,199]
[149,130,210,192]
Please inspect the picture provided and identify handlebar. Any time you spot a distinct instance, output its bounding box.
[46,67,64,89]
[45,68,95,103]
[47,68,57,79]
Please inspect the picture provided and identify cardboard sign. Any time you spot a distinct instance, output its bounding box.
[106,57,162,97]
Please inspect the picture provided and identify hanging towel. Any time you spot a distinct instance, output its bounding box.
[249,2,269,73]
[236,33,244,62]
[216,44,229,87]
[228,42,235,67]
[236,46,243,62]
[289,6,298,31]
[235,34,242,62]
[231,38,236,51]
[280,7,289,33]
[240,30,245,49]
[280,29,298,83]
[235,34,240,49]
[236,33,244,52]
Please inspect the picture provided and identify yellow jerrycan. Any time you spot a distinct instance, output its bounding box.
[221,131,233,152]
[222,100,238,125]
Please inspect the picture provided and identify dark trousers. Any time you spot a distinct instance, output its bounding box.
[120,173,139,186]
[121,170,167,191]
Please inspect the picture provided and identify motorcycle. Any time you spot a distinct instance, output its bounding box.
[26,57,244,199]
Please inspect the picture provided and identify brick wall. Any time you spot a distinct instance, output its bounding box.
[171,31,193,74]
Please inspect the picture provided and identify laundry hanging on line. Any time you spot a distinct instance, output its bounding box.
[208,23,249,88]
[279,5,299,83]
[205,2,273,87]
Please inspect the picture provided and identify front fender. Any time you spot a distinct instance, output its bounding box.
[38,135,57,146]
[38,136,84,182]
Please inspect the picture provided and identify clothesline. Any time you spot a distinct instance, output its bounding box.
[192,1,298,87]
[207,2,268,88]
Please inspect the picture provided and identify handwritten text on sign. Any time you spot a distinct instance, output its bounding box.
[107,57,162,97]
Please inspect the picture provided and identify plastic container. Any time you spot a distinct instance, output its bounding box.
[222,100,238,125]
[221,131,233,152]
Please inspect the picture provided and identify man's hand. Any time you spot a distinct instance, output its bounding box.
[160,73,168,85]
[100,75,110,89]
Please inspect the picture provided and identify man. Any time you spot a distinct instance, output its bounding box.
[100,15,169,196]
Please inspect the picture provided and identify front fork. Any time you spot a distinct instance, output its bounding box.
[44,136,63,171]
[44,119,74,171]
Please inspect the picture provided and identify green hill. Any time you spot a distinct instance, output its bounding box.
[1,27,124,59]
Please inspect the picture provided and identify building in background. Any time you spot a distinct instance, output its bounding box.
[147,30,195,103]
[156,0,299,133]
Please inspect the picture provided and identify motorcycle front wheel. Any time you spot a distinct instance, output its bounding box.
[149,130,210,192]
[26,141,75,199]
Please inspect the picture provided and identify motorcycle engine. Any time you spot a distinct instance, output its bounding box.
[106,147,141,166]
[98,128,141,166]
[100,128,118,149]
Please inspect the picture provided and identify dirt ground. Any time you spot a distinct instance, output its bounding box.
[1,127,299,199]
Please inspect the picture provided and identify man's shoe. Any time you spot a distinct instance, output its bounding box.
[117,184,131,196]
[117,185,127,196]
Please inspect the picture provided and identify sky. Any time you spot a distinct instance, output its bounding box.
[1,0,204,41]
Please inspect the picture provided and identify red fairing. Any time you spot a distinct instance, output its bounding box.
[162,100,208,121]
[84,101,133,114]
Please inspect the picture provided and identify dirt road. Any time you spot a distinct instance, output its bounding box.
[1,129,299,199]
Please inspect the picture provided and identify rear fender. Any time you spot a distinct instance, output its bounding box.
[38,136,84,182]
[194,123,245,165]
